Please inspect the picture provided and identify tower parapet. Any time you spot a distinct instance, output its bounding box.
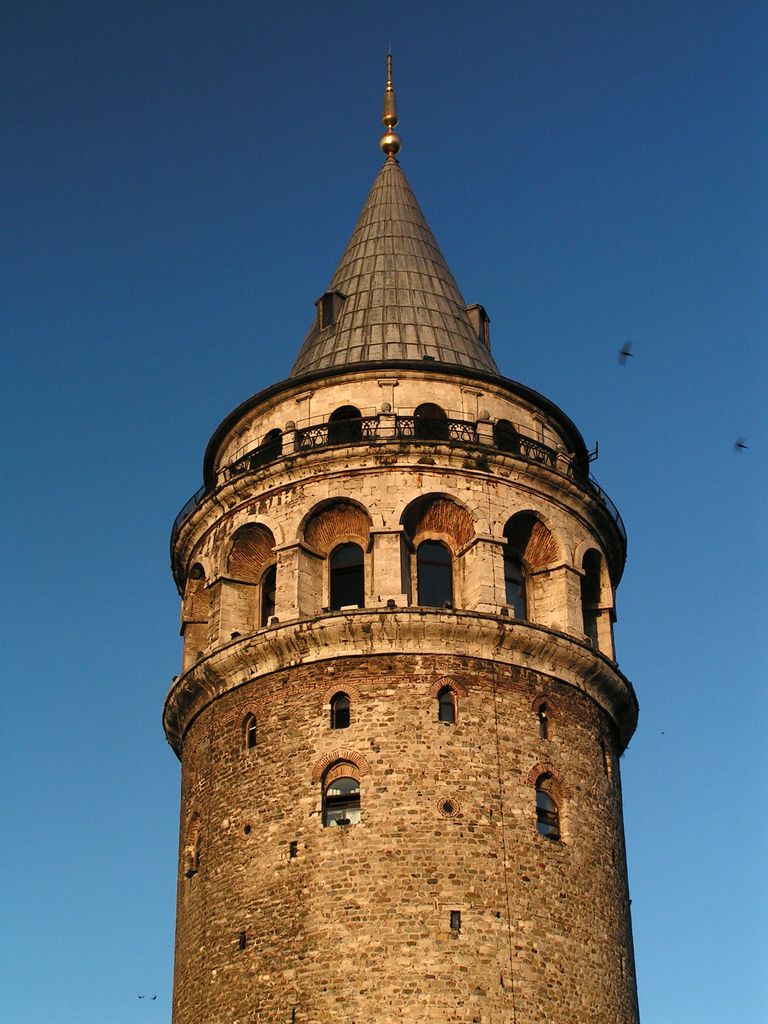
[166,59,640,1024]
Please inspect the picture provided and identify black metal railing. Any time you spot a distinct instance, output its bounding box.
[171,413,625,552]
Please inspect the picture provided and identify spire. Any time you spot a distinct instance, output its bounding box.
[289,59,500,379]
[379,54,401,160]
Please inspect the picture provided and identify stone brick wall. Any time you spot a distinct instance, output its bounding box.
[171,653,638,1024]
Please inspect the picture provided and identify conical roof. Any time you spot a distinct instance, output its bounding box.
[290,158,500,377]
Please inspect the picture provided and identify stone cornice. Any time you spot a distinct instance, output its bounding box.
[163,609,637,756]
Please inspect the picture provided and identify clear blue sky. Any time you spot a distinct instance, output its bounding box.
[2,2,765,1021]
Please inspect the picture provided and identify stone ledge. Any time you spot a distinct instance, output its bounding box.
[163,609,637,756]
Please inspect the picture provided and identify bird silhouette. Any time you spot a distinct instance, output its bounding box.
[734,437,748,451]
[619,342,634,366]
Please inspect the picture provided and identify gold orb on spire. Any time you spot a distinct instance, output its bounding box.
[379,53,401,159]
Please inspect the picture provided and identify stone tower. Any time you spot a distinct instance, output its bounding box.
[165,59,640,1024]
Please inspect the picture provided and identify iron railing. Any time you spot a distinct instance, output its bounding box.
[171,413,625,551]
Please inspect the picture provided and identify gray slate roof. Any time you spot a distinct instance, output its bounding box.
[290,159,500,377]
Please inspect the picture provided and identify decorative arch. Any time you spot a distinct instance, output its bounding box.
[321,681,361,706]
[311,748,371,784]
[227,523,276,580]
[401,493,476,551]
[503,511,560,569]
[302,499,372,555]
[526,762,570,800]
[429,676,468,700]
[530,693,559,716]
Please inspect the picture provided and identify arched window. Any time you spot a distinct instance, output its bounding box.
[329,543,364,609]
[417,540,452,607]
[535,775,560,840]
[414,402,449,440]
[537,703,549,739]
[328,405,362,444]
[503,549,527,619]
[260,564,276,626]
[323,775,361,827]
[242,713,257,751]
[494,419,520,454]
[330,692,351,730]
[437,686,456,724]
[261,428,282,462]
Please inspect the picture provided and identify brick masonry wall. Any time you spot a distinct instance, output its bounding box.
[171,652,639,1024]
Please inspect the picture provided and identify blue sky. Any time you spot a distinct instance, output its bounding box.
[2,2,765,1021]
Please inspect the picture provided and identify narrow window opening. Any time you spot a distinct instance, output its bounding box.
[329,543,364,610]
[243,714,257,751]
[417,540,452,607]
[323,775,361,827]
[260,564,277,627]
[581,550,602,648]
[503,550,527,619]
[537,703,549,739]
[289,841,298,859]
[535,778,561,841]
[437,686,456,724]
[330,692,351,730]
[450,910,461,931]
[238,931,247,950]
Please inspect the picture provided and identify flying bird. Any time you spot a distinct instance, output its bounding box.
[619,342,634,366]
[734,437,749,451]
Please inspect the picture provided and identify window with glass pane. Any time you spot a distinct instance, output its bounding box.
[330,543,364,609]
[260,565,277,626]
[243,714,257,750]
[536,787,560,840]
[503,550,527,619]
[437,686,456,723]
[417,540,452,607]
[323,777,361,826]
[330,692,350,729]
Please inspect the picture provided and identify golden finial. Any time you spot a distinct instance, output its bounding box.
[379,53,401,160]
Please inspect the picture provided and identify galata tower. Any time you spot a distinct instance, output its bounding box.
[165,57,640,1024]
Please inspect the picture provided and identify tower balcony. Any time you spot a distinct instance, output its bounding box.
[171,412,625,577]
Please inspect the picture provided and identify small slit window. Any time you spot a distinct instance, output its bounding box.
[537,703,549,739]
[437,686,456,724]
[330,542,364,609]
[260,564,276,626]
[330,692,351,730]
[323,776,361,827]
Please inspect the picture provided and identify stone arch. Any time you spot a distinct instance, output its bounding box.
[401,493,475,552]
[227,523,276,580]
[503,511,561,570]
[526,761,571,801]
[310,748,371,784]
[321,681,361,706]
[429,676,468,699]
[301,499,372,555]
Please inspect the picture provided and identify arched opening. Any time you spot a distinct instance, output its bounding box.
[329,692,351,730]
[437,686,456,724]
[414,402,449,440]
[328,405,362,444]
[329,542,364,609]
[535,774,560,840]
[323,773,361,827]
[242,713,257,751]
[183,814,202,878]
[494,418,520,454]
[581,549,602,648]
[417,540,453,607]
[261,428,282,461]
[503,548,527,619]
